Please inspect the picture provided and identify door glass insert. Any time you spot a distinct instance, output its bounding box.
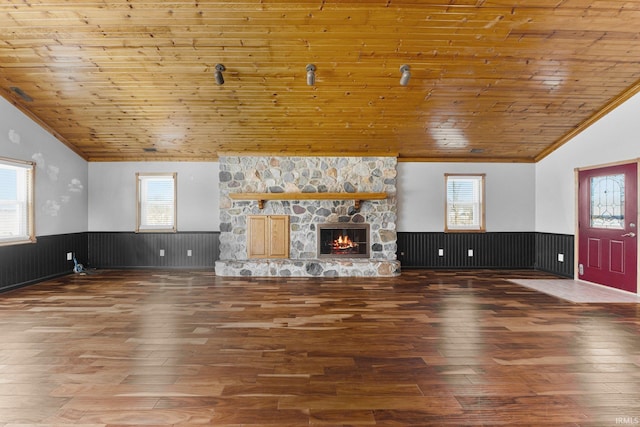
[590,173,625,229]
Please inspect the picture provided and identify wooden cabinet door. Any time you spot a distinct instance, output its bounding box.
[247,215,268,258]
[247,215,289,259]
[268,215,289,258]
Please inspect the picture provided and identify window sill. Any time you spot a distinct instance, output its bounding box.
[0,237,37,247]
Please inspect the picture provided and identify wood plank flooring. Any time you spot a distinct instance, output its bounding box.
[1,269,640,426]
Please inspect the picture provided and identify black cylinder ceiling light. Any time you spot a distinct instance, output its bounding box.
[214,64,225,85]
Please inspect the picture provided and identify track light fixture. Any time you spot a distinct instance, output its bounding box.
[214,64,225,85]
[399,64,411,86]
[306,64,316,86]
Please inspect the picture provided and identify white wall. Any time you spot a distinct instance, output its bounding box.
[397,162,535,232]
[0,97,88,236]
[536,92,640,234]
[89,162,220,232]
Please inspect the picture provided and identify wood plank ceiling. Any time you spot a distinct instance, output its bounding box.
[1,1,640,162]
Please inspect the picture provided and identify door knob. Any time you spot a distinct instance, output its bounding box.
[622,232,636,237]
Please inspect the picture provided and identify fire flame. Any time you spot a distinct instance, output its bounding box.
[333,234,358,250]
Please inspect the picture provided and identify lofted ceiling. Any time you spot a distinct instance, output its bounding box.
[1,1,640,163]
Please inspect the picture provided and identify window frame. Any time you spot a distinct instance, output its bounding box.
[0,156,36,246]
[444,173,486,233]
[135,172,177,233]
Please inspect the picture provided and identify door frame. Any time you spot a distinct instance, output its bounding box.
[574,158,640,295]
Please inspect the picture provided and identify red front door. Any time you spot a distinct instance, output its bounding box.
[578,162,638,293]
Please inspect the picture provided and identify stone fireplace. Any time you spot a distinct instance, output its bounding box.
[215,156,400,277]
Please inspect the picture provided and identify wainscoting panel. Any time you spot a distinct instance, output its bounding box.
[1,231,574,291]
[87,232,220,269]
[397,232,536,269]
[0,233,88,292]
[535,232,574,277]
[397,232,574,277]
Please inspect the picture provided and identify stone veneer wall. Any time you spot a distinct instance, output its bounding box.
[216,156,400,277]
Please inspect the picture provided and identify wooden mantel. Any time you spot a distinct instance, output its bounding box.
[228,192,387,210]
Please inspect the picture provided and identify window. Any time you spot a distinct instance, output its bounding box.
[136,173,177,232]
[0,157,35,245]
[445,174,485,232]
[590,173,625,229]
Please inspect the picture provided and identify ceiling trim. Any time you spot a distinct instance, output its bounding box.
[397,157,535,164]
[217,151,400,159]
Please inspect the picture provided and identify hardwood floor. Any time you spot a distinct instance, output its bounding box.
[1,269,639,426]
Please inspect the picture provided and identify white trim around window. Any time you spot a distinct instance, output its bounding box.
[136,172,177,233]
[0,156,36,246]
[445,173,486,232]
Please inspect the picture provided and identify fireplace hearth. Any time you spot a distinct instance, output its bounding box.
[318,223,370,258]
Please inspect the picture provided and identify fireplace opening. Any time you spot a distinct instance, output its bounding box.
[318,223,370,258]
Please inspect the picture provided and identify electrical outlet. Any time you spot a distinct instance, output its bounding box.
[187,249,192,257]
[438,248,444,257]
[558,253,564,262]
[66,252,73,261]
[468,249,474,257]
[160,249,165,257]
